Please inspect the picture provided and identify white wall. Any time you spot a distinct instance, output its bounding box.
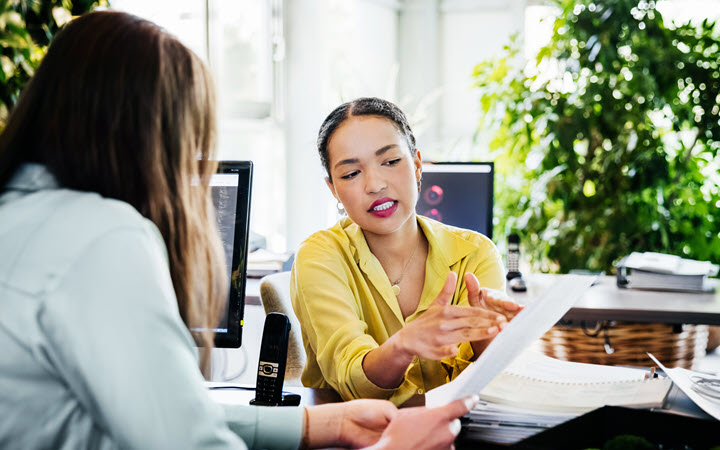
[284,0,400,252]
[438,2,523,160]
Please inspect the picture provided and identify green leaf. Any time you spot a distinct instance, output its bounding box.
[473,0,720,272]
[0,54,14,79]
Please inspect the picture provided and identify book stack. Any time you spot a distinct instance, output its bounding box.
[461,351,672,445]
[247,249,293,278]
[617,252,718,292]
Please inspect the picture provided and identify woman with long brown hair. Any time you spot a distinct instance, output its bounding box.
[0,11,475,450]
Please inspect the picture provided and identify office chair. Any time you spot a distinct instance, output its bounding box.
[259,271,306,385]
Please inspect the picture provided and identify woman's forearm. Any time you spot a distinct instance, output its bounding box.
[361,331,415,389]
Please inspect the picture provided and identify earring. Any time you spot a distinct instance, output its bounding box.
[417,178,422,193]
[336,201,346,216]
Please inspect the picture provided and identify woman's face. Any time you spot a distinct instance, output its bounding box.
[326,115,422,237]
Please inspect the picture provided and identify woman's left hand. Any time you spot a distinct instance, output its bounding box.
[463,272,524,357]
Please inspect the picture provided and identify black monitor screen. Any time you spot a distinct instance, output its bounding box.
[209,161,252,348]
[417,162,494,239]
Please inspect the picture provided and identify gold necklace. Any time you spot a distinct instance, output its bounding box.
[390,237,420,296]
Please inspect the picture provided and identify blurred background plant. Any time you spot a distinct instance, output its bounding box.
[474,0,720,273]
[0,0,105,128]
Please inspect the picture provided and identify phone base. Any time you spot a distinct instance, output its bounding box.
[250,393,301,407]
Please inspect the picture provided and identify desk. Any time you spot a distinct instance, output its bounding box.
[208,384,340,408]
[207,383,712,420]
[208,383,714,449]
[513,274,720,325]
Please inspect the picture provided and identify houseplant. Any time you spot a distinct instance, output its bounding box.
[474,0,720,273]
[0,0,105,127]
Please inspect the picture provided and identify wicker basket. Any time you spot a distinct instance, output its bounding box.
[536,321,709,369]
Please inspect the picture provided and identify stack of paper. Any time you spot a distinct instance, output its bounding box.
[459,351,672,444]
[617,252,718,292]
[247,249,292,278]
[479,351,672,413]
[464,401,576,444]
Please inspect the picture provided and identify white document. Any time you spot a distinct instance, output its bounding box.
[425,275,596,407]
[503,349,647,384]
[648,354,720,421]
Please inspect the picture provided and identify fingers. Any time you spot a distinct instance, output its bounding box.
[464,272,482,308]
[439,326,500,345]
[438,315,502,332]
[437,304,505,321]
[449,418,461,438]
[465,274,522,316]
[479,288,522,315]
[419,322,501,351]
[439,395,480,421]
[432,271,458,307]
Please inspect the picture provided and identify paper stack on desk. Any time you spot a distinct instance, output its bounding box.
[247,249,293,278]
[616,252,718,292]
[424,274,675,445]
[461,351,672,444]
[480,350,672,413]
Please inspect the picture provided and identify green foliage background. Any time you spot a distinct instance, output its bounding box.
[0,0,104,127]
[474,0,720,273]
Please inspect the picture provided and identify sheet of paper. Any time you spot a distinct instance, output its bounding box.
[479,372,671,413]
[425,275,596,407]
[648,354,720,421]
[504,349,646,384]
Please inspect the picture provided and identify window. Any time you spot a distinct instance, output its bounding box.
[111,0,287,251]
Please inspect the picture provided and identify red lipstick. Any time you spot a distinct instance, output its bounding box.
[368,197,398,218]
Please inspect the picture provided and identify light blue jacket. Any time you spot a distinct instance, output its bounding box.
[0,164,302,450]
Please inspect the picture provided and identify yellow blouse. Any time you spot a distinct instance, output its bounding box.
[290,215,505,405]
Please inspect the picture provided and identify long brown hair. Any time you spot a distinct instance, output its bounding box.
[0,11,225,375]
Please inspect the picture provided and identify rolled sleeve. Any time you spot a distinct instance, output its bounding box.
[345,339,398,400]
[291,240,396,401]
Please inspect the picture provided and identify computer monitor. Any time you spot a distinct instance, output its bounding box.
[417,162,494,239]
[210,161,253,348]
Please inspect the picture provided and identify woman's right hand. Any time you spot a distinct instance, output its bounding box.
[369,395,479,450]
[395,272,507,360]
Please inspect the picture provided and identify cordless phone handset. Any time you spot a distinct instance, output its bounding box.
[251,312,291,406]
[506,233,527,292]
[507,233,521,280]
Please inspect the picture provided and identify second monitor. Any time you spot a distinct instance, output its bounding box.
[416,162,494,239]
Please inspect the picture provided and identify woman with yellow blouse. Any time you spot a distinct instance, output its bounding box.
[290,97,522,406]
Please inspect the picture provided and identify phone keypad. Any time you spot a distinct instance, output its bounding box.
[256,361,281,401]
[258,361,279,378]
